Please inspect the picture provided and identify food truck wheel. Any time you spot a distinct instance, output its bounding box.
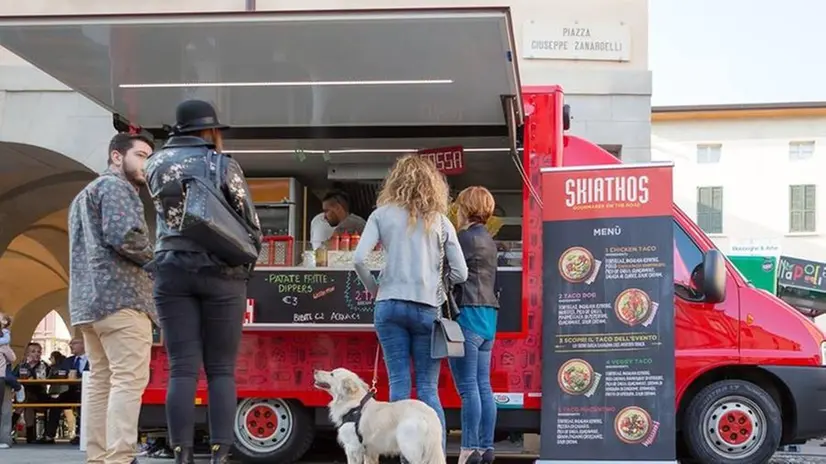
[232,398,314,463]
[683,379,781,464]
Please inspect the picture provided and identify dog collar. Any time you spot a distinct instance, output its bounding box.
[339,391,375,443]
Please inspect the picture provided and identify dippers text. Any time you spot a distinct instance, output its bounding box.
[565,175,650,208]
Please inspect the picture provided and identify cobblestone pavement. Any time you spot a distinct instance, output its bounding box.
[4,443,826,463]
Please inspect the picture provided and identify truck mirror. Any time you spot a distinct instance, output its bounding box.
[701,249,727,304]
[562,104,571,131]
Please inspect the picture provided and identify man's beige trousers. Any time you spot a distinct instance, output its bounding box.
[81,309,152,464]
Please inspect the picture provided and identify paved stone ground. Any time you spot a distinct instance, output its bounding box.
[4,442,826,464]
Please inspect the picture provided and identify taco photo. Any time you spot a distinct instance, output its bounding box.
[614,288,654,326]
[614,406,652,445]
[557,358,595,396]
[558,246,595,283]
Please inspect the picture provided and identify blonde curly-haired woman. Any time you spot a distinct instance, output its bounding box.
[354,154,468,453]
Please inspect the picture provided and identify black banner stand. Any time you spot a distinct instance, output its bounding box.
[536,163,676,464]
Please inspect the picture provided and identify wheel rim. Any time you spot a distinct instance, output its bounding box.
[702,395,766,459]
[234,398,294,454]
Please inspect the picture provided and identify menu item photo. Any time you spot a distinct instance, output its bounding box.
[614,288,660,327]
[557,358,602,397]
[614,405,661,447]
[559,246,602,285]
[614,406,651,444]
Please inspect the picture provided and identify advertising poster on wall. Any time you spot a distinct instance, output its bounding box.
[537,163,676,463]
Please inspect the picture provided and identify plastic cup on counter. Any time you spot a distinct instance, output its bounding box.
[303,250,317,268]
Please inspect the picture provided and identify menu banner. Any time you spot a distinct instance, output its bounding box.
[537,163,676,464]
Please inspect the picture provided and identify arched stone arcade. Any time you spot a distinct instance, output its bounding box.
[0,141,98,355]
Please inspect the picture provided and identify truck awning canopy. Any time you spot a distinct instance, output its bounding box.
[0,8,522,139]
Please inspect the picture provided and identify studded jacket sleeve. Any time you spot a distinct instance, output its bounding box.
[222,156,263,251]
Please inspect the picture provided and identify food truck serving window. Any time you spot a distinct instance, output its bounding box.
[0,8,527,333]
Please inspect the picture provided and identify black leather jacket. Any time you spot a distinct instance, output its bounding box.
[145,136,262,276]
[454,223,499,308]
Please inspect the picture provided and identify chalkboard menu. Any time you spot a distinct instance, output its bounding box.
[247,268,523,332]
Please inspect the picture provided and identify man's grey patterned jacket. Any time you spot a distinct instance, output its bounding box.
[68,169,156,327]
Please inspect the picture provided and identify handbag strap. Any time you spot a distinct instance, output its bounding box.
[370,344,381,394]
[436,218,452,321]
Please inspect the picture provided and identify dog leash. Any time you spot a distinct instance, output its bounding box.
[370,344,381,394]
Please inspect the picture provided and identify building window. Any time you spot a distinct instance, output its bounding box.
[789,184,817,233]
[697,186,723,234]
[789,141,815,161]
[697,144,722,164]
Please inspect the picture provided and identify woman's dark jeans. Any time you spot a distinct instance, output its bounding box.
[154,265,247,447]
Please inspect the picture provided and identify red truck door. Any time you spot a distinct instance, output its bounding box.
[672,214,740,391]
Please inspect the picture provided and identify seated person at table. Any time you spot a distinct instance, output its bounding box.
[13,342,51,443]
[45,338,88,445]
[321,190,366,238]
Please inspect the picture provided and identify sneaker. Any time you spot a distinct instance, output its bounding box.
[0,443,9,449]
[14,388,24,403]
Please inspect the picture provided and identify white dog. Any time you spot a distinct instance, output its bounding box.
[314,367,446,464]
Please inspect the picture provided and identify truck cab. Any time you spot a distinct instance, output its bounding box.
[565,133,826,463]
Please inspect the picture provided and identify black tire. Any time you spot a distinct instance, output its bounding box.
[231,398,315,464]
[683,379,781,464]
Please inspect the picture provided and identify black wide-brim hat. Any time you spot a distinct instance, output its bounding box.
[172,99,231,134]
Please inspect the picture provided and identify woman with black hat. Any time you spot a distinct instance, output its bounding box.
[145,99,263,464]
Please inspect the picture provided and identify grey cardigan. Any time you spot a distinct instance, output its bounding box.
[353,204,468,308]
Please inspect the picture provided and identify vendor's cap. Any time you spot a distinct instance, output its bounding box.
[172,99,230,134]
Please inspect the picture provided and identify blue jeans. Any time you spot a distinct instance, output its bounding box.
[449,327,496,451]
[374,299,446,450]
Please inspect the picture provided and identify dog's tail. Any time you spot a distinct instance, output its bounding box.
[422,422,447,464]
[422,444,448,464]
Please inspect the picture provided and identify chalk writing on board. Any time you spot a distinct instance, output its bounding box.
[345,271,377,312]
[313,286,336,300]
[267,273,333,293]
[293,312,326,323]
[331,312,361,322]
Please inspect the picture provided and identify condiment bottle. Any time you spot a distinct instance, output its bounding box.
[350,232,360,250]
[339,232,351,252]
[315,246,328,267]
[328,234,340,251]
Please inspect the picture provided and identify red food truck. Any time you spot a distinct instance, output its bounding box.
[2,8,826,464]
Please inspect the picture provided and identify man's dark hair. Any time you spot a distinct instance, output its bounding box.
[26,342,41,350]
[107,132,155,165]
[323,190,350,212]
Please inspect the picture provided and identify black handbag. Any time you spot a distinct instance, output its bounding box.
[177,151,259,266]
[431,220,466,359]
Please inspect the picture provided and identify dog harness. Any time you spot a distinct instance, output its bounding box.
[339,391,375,443]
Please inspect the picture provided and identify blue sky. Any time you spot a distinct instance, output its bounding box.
[649,0,825,106]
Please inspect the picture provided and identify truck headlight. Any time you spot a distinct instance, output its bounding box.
[821,341,826,366]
